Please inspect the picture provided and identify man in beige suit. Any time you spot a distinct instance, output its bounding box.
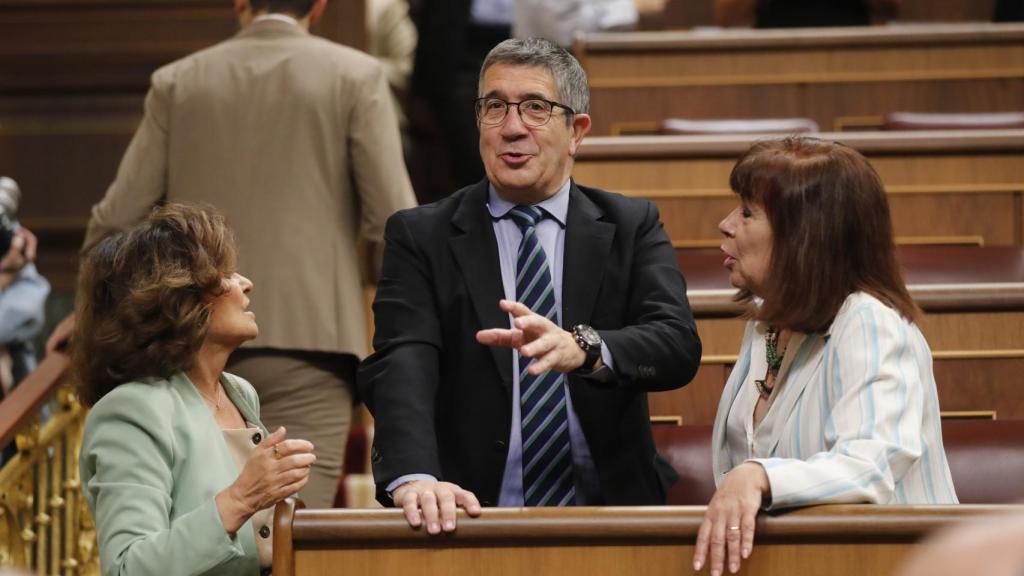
[49,0,416,507]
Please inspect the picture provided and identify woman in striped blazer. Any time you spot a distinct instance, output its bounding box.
[693,137,958,576]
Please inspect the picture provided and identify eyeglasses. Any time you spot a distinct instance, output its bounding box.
[474,97,576,127]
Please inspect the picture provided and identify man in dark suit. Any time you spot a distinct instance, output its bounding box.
[358,38,701,534]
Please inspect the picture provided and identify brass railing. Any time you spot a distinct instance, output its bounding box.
[0,353,97,575]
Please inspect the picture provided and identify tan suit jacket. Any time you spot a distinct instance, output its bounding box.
[85,19,416,358]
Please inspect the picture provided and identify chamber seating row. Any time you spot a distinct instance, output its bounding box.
[574,23,1024,136]
[655,419,1024,506]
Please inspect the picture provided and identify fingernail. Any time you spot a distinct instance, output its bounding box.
[711,569,720,576]
[730,562,739,573]
[693,560,702,571]
[742,548,750,559]
[444,520,455,531]
[429,522,439,533]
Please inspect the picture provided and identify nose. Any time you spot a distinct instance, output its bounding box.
[499,105,529,138]
[718,208,738,238]
[235,273,253,293]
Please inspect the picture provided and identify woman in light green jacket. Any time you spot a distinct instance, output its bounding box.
[75,204,316,576]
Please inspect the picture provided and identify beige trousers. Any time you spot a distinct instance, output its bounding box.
[228,349,355,509]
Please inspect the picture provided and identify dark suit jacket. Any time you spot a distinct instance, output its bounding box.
[358,180,702,506]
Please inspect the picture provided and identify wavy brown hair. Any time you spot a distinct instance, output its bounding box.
[730,136,918,333]
[72,203,237,406]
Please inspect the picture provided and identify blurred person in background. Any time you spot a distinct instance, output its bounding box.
[0,177,49,397]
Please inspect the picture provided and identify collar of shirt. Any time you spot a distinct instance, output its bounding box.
[486,179,571,227]
[251,13,300,26]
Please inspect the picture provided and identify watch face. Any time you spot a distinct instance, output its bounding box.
[576,325,601,348]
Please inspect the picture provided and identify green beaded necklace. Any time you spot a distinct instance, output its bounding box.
[755,327,785,399]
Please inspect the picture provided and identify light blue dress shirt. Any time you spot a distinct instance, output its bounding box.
[386,180,613,505]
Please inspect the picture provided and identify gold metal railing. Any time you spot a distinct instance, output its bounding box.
[0,354,97,575]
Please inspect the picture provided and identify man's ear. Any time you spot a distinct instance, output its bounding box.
[568,113,592,157]
[309,0,328,24]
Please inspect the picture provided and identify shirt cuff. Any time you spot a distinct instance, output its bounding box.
[385,474,438,500]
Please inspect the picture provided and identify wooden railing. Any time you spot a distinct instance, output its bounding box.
[0,353,97,575]
[272,502,1024,576]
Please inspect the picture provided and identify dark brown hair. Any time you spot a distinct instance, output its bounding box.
[730,136,918,332]
[72,203,237,406]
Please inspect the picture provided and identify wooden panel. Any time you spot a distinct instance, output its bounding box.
[573,131,1024,248]
[273,505,1022,576]
[575,24,1024,135]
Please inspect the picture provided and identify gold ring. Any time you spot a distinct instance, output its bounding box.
[728,526,740,531]
[273,445,280,458]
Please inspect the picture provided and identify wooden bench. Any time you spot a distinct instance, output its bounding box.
[574,23,1024,135]
[574,130,1024,249]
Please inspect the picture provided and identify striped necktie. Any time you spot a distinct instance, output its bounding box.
[507,205,575,507]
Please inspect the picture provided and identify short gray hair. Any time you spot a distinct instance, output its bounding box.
[479,38,590,123]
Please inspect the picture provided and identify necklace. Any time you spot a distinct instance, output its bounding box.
[198,385,223,411]
[754,327,785,399]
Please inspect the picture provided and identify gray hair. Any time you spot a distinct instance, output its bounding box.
[478,38,590,124]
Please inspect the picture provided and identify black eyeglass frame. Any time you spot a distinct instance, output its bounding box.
[474,97,577,127]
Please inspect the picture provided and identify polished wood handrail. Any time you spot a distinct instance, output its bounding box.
[0,352,70,449]
[278,505,1020,546]
[577,130,1024,160]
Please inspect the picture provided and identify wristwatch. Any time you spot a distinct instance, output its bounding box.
[572,324,603,374]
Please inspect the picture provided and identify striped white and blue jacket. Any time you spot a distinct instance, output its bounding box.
[711,292,959,510]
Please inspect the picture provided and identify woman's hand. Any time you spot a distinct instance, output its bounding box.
[216,426,315,534]
[693,462,771,575]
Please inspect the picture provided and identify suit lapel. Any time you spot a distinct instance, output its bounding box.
[561,183,615,330]
[449,182,513,387]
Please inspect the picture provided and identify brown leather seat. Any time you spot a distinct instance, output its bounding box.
[659,117,819,135]
[941,419,1024,504]
[652,424,716,505]
[653,420,1024,505]
[882,111,1024,131]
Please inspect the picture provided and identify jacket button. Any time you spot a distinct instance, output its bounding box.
[251,432,262,445]
[259,525,271,539]
[493,440,506,452]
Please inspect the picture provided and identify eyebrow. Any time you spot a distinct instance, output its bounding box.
[483,90,552,101]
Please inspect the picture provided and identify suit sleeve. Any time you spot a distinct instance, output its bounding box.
[84,71,173,251]
[347,62,417,244]
[598,200,702,392]
[81,389,245,576]
[752,304,931,510]
[357,212,444,504]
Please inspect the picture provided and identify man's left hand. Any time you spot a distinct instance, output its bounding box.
[476,299,597,375]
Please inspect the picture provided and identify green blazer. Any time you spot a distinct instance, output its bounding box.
[80,372,269,576]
